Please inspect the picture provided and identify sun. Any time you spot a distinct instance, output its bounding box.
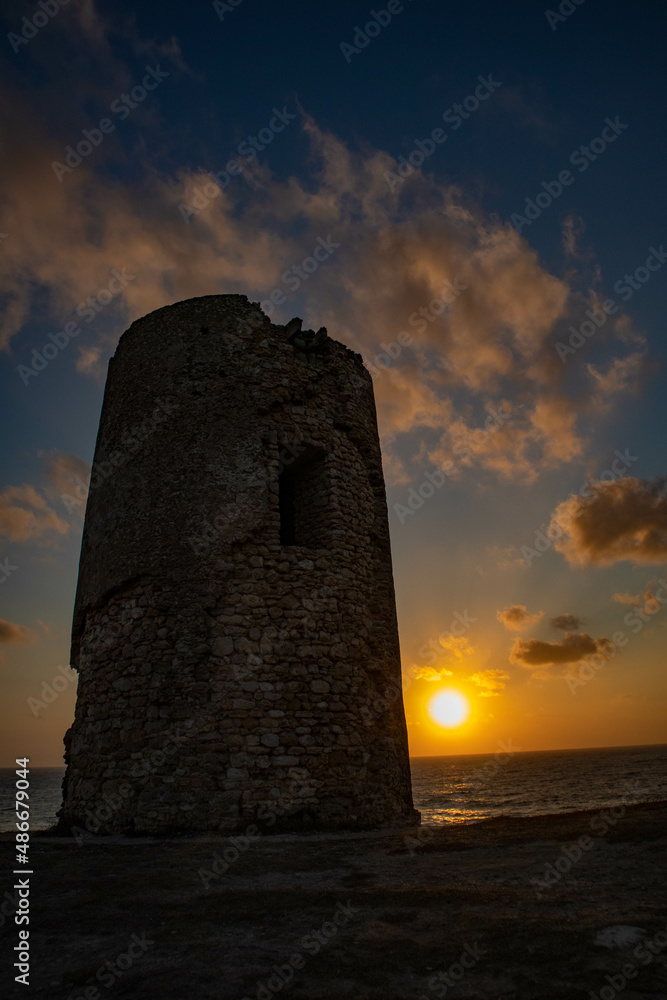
[428,689,470,728]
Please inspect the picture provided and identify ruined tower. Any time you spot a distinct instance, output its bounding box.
[60,294,418,834]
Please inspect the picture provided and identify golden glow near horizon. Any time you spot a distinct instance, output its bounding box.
[428,689,470,728]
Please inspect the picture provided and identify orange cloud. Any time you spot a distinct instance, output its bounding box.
[0,618,34,644]
[550,478,667,567]
[0,485,69,544]
[412,665,454,682]
[613,588,665,615]
[427,394,584,485]
[468,669,509,696]
[497,605,543,631]
[0,25,641,488]
[438,635,474,659]
[42,451,91,519]
[587,352,645,407]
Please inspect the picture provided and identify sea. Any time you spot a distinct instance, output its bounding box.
[411,743,667,827]
[1,743,666,832]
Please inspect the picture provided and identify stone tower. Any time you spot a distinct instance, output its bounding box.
[60,294,418,834]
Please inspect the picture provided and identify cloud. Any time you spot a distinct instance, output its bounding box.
[487,545,525,570]
[438,635,475,659]
[427,395,584,485]
[0,7,647,489]
[468,669,509,697]
[0,485,69,544]
[587,352,646,407]
[510,631,613,674]
[612,592,643,607]
[412,665,454,682]
[562,214,585,259]
[0,451,90,545]
[42,451,91,518]
[550,478,667,567]
[0,618,36,663]
[550,613,584,631]
[613,587,665,615]
[0,616,34,666]
[0,618,34,644]
[614,315,646,349]
[497,605,543,631]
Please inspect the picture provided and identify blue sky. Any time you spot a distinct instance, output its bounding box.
[1,0,666,763]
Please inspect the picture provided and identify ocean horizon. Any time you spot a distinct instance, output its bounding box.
[2,742,666,832]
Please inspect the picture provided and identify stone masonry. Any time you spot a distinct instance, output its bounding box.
[59,294,419,834]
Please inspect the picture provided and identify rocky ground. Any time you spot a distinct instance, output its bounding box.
[1,801,666,999]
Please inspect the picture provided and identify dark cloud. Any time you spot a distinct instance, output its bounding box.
[510,631,613,669]
[551,478,667,567]
[551,613,584,631]
[613,585,667,615]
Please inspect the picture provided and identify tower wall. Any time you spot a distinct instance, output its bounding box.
[60,294,418,833]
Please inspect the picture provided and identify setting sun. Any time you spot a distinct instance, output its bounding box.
[428,689,470,728]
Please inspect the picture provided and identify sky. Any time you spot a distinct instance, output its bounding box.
[1,0,666,765]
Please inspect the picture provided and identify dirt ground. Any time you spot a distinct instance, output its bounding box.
[2,801,666,1000]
